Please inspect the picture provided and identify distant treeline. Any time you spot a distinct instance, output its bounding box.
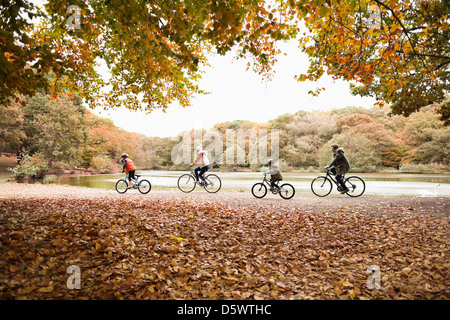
[1,93,449,179]
[1,93,177,178]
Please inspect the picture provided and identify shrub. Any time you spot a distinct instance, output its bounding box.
[277,158,288,171]
[42,176,61,184]
[399,162,450,173]
[8,154,48,179]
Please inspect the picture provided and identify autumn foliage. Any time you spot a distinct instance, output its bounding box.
[0,194,448,300]
[294,0,449,123]
[1,1,448,121]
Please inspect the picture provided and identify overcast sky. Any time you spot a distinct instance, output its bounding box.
[91,38,377,138]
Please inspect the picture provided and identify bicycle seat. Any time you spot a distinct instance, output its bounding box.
[135,175,141,178]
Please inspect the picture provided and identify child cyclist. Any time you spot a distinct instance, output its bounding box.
[121,153,137,189]
[191,145,210,185]
[264,158,283,190]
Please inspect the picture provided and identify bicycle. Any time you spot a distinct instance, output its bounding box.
[115,174,152,194]
[311,168,365,197]
[251,174,295,200]
[177,166,221,193]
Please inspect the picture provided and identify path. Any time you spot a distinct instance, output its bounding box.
[1,182,448,218]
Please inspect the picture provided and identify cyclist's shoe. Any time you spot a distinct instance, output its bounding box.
[340,188,349,194]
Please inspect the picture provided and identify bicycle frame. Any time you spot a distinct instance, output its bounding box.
[262,175,280,192]
[177,167,207,189]
[124,173,141,187]
[324,169,345,189]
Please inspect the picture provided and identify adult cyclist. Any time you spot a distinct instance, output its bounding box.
[191,145,210,186]
[324,144,350,194]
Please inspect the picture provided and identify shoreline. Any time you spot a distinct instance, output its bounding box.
[2,163,450,181]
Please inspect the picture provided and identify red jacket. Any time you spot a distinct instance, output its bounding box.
[123,158,136,173]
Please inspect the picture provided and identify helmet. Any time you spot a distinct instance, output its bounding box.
[121,153,128,158]
[266,158,274,165]
[196,145,203,153]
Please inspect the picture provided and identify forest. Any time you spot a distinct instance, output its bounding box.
[1,92,448,179]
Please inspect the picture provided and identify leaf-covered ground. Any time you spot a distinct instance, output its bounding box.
[0,184,448,299]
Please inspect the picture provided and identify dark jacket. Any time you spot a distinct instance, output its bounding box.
[328,147,350,175]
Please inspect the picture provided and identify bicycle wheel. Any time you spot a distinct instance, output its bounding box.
[138,179,152,194]
[115,179,128,194]
[279,183,295,200]
[311,176,332,197]
[177,174,196,193]
[344,176,365,197]
[204,174,221,193]
[251,183,267,198]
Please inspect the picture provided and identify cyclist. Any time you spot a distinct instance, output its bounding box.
[191,145,210,185]
[324,144,350,194]
[264,158,283,190]
[121,153,137,189]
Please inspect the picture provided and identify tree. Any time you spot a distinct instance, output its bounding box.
[87,125,122,158]
[401,105,449,164]
[2,0,295,112]
[32,94,86,168]
[6,93,86,177]
[414,128,450,164]
[0,97,26,152]
[0,0,56,106]
[4,1,447,123]
[336,113,375,131]
[270,113,295,129]
[319,130,382,171]
[340,120,405,168]
[277,111,338,167]
[285,111,338,143]
[292,0,450,123]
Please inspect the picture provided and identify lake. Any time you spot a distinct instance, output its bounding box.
[55,170,450,197]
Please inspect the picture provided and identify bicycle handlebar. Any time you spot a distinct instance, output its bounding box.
[324,167,333,173]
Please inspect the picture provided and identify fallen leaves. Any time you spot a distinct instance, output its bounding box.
[0,196,448,300]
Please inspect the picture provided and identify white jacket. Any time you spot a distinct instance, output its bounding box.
[265,161,279,175]
[193,150,210,167]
